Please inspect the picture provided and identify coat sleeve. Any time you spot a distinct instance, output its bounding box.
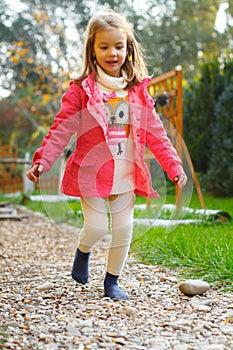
[145,92,185,182]
[32,82,82,172]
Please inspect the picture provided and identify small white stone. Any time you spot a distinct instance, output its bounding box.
[200,345,225,350]
[173,345,189,350]
[194,304,211,312]
[221,325,233,335]
[77,317,94,328]
[77,345,85,350]
[118,306,137,316]
[36,281,55,291]
[125,280,140,288]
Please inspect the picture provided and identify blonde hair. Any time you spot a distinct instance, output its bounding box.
[75,9,148,88]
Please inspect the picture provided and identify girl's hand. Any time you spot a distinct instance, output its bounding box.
[174,174,187,188]
[26,164,44,183]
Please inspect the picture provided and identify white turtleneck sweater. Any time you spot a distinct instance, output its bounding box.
[96,66,135,194]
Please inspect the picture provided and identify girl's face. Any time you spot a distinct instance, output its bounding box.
[94,28,127,77]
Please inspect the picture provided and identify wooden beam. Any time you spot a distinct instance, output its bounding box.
[0,158,31,164]
[150,70,176,84]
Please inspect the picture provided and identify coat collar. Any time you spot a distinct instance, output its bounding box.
[80,72,153,133]
[82,73,108,134]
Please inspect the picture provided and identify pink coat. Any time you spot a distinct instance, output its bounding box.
[33,72,185,198]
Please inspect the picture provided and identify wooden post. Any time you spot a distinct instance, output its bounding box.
[175,67,183,209]
[23,152,34,193]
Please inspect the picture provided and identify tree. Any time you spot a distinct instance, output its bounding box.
[137,0,229,79]
[0,0,83,152]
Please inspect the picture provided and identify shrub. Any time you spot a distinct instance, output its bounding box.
[204,83,233,196]
[183,59,233,196]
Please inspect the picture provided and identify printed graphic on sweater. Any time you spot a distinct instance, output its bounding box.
[104,96,130,156]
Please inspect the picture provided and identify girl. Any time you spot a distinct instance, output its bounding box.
[27,10,187,300]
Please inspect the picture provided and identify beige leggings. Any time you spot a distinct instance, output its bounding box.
[78,191,135,276]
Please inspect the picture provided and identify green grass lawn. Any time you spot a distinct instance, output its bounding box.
[132,222,233,289]
[132,192,233,291]
[1,191,232,291]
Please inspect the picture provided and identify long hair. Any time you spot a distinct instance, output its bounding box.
[74,10,148,88]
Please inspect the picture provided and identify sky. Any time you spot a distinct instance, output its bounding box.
[215,1,228,33]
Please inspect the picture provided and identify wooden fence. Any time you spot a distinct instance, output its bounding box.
[0,145,61,194]
[0,145,24,193]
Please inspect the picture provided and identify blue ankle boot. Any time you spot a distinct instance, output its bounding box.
[104,272,129,299]
[71,248,90,284]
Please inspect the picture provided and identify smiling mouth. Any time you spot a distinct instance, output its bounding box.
[106,60,117,65]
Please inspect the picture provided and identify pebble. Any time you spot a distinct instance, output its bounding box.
[36,281,55,291]
[0,209,233,349]
[118,306,137,316]
[173,345,189,350]
[221,325,233,335]
[179,279,210,296]
[201,346,225,350]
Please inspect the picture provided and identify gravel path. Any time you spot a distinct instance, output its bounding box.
[0,206,233,350]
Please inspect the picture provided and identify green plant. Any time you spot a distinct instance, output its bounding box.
[204,83,233,197]
[183,59,233,196]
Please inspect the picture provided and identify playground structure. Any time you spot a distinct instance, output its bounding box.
[146,67,205,209]
[0,68,205,208]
